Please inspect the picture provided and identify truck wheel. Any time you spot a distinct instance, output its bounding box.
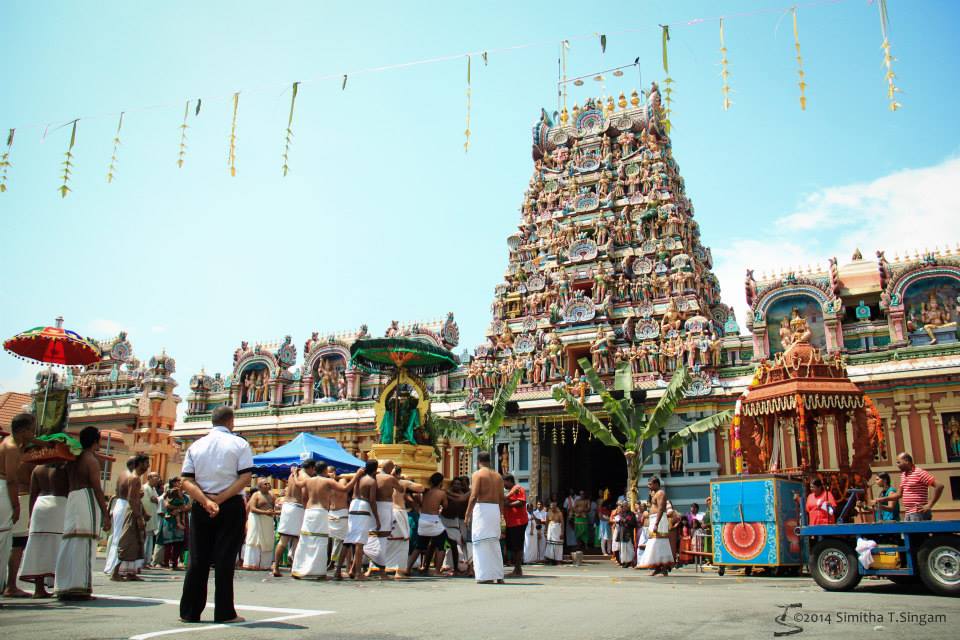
[809,540,862,592]
[887,575,920,586]
[917,536,960,597]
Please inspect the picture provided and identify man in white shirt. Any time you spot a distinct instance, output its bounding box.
[141,473,160,568]
[178,406,254,624]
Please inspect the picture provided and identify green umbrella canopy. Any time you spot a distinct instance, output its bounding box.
[350,337,458,377]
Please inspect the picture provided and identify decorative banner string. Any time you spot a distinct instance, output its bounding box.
[719,18,731,111]
[561,40,570,121]
[106,112,124,183]
[59,120,77,198]
[877,0,901,111]
[464,55,471,154]
[0,128,13,193]
[228,92,239,177]
[660,25,673,132]
[282,82,299,176]
[177,101,190,168]
[792,8,808,110]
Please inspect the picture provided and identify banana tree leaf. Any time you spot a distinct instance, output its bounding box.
[552,384,623,450]
[428,415,486,448]
[614,360,633,392]
[641,365,691,441]
[475,368,522,444]
[577,357,629,435]
[646,410,733,462]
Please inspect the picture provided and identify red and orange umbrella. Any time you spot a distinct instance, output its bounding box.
[3,316,101,367]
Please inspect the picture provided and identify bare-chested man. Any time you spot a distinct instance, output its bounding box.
[326,465,351,578]
[465,451,505,584]
[272,459,317,577]
[55,426,111,600]
[288,462,362,580]
[408,472,448,576]
[343,458,380,580]
[636,476,673,576]
[365,460,422,579]
[105,454,149,581]
[20,462,69,597]
[1,413,38,597]
[441,476,470,575]
[242,479,277,570]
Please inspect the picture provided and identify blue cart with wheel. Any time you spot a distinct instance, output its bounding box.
[799,519,960,596]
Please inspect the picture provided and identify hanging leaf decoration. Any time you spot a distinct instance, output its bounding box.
[660,25,673,132]
[482,51,488,66]
[282,82,299,176]
[342,74,348,90]
[0,128,13,193]
[719,19,731,111]
[227,92,239,177]
[792,8,807,110]
[59,120,78,198]
[195,98,202,116]
[464,55,471,154]
[877,0,902,111]
[177,101,189,168]
[600,33,607,54]
[106,112,124,183]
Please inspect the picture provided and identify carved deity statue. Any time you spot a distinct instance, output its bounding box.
[660,297,683,334]
[778,318,793,351]
[259,370,271,403]
[546,333,564,379]
[789,307,812,345]
[233,341,249,365]
[917,291,957,345]
[385,320,400,337]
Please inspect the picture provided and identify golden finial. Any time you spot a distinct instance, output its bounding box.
[630,90,640,107]
[572,103,580,120]
[560,107,569,125]
[618,92,627,109]
[605,96,615,114]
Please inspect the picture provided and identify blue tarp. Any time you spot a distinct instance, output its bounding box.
[252,432,364,478]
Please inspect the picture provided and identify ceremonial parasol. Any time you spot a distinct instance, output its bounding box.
[3,316,101,367]
[349,337,458,377]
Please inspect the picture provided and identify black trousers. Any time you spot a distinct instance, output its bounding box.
[179,495,245,622]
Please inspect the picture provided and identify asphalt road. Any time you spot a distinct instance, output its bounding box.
[1,559,955,640]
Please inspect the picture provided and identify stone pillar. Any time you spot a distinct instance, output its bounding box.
[915,400,935,464]
[888,307,906,343]
[271,377,283,407]
[346,367,362,400]
[302,375,314,404]
[824,318,841,353]
[530,417,540,500]
[894,402,913,456]
[751,324,769,361]
[436,373,449,393]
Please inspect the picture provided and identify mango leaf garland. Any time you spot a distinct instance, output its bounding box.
[282,82,299,176]
[177,101,190,168]
[660,25,673,132]
[106,113,124,183]
[877,0,902,111]
[719,19,731,111]
[227,92,239,177]
[59,120,78,198]
[792,8,807,110]
[464,55,471,153]
[0,128,13,193]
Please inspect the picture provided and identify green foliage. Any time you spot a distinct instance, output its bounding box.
[552,383,622,449]
[647,410,733,463]
[641,365,690,441]
[472,367,522,447]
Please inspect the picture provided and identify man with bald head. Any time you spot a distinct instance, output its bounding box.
[363,460,422,579]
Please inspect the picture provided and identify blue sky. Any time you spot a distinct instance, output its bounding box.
[1,0,958,399]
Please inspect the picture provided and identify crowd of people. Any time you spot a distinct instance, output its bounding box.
[0,404,948,621]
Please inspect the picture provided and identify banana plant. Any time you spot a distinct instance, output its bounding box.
[426,368,522,455]
[552,358,732,506]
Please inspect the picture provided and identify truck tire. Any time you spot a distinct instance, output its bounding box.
[917,536,960,597]
[809,540,862,592]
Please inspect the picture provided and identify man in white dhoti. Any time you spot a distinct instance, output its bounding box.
[343,459,379,580]
[242,479,277,570]
[272,460,316,577]
[636,477,674,576]
[55,427,111,600]
[19,463,68,598]
[465,452,505,584]
[104,455,148,581]
[364,460,421,579]
[441,476,470,575]
[544,502,564,564]
[1,414,37,598]
[289,462,361,580]
[326,465,350,576]
[408,472,447,575]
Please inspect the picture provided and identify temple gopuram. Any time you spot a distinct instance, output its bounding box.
[26,332,181,495]
[466,83,960,517]
[176,315,474,480]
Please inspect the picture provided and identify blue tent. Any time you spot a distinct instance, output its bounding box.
[252,432,364,478]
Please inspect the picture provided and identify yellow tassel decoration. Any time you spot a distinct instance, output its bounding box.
[228,92,239,177]
[720,18,731,111]
[792,8,807,111]
[877,0,902,111]
[107,113,124,182]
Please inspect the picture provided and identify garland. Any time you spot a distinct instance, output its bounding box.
[719,18,731,111]
[876,0,902,111]
[282,82,300,176]
[0,128,12,193]
[660,25,674,132]
[59,120,77,198]
[228,92,239,177]
[792,8,807,111]
[177,101,190,169]
[464,55,471,154]
[106,112,124,183]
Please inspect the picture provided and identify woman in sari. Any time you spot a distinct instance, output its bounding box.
[156,478,190,570]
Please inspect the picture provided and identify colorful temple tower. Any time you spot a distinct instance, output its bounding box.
[468,85,740,504]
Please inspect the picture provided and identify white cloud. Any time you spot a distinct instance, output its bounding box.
[714,156,960,326]
[87,318,126,338]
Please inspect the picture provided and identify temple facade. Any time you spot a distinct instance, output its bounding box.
[176,315,474,478]
[27,332,181,495]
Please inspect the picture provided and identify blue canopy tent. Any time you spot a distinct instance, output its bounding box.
[251,432,364,478]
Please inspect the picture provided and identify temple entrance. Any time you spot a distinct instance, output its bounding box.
[540,423,626,504]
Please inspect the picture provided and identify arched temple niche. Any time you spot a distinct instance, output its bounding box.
[237,361,272,405]
[886,268,960,346]
[749,283,841,360]
[302,343,352,403]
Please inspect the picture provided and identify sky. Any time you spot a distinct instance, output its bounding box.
[1,0,959,405]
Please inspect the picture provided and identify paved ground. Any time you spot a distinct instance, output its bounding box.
[1,559,955,640]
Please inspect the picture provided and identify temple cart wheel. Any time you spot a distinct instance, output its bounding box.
[917,536,960,597]
[717,566,725,576]
[809,540,862,592]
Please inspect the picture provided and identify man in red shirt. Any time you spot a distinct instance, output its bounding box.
[502,474,528,577]
[805,478,837,526]
[876,452,944,521]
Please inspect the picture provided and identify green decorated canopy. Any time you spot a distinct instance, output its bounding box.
[350,337,458,377]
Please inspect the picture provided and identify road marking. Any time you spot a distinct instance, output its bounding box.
[96,595,332,640]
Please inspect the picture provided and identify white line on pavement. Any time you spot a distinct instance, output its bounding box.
[95,594,332,640]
